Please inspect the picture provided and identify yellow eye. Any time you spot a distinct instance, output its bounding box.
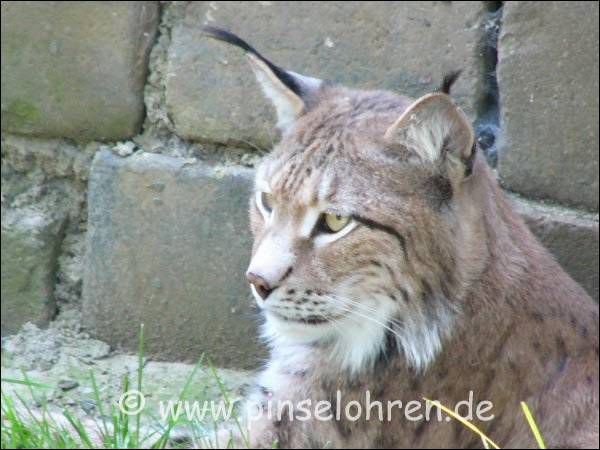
[323,213,350,233]
[260,192,275,213]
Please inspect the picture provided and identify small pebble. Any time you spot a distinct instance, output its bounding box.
[80,399,96,415]
[58,379,79,391]
[113,141,136,157]
[62,397,77,406]
[148,181,166,192]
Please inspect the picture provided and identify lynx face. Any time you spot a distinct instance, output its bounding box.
[206,28,477,373]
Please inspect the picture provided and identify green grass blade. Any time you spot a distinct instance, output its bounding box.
[151,354,206,449]
[63,409,94,448]
[208,360,250,449]
[1,377,52,389]
[136,322,145,446]
[89,369,110,443]
[424,397,500,449]
[520,401,546,449]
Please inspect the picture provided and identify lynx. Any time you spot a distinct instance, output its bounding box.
[204,27,599,448]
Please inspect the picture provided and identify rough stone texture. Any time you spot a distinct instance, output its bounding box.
[1,207,66,335]
[82,150,263,369]
[498,1,599,212]
[1,134,96,312]
[1,1,159,142]
[511,196,599,302]
[166,1,490,148]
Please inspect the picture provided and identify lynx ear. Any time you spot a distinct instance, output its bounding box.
[384,93,475,175]
[204,26,323,131]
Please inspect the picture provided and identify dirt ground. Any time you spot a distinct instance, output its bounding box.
[1,307,255,441]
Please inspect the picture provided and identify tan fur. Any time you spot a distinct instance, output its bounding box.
[206,33,599,449]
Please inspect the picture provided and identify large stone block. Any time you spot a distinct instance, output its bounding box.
[1,2,158,142]
[82,150,263,369]
[511,196,599,302]
[1,207,65,335]
[498,2,599,211]
[166,1,490,148]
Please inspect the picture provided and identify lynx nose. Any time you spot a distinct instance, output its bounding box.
[246,272,273,300]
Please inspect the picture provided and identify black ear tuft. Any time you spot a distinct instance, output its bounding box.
[203,26,257,54]
[439,70,462,95]
[203,25,304,97]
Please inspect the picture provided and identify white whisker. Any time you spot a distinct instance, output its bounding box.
[326,297,405,344]
[329,294,404,329]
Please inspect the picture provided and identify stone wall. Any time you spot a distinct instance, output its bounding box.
[2,1,598,369]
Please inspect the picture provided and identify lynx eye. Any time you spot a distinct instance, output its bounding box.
[259,192,275,213]
[322,213,350,233]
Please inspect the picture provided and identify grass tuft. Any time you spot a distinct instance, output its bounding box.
[1,325,235,449]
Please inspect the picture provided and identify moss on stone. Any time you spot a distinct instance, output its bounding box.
[2,100,40,129]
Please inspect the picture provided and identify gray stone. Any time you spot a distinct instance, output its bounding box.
[82,150,264,369]
[498,1,599,211]
[1,2,159,141]
[1,207,66,335]
[58,379,79,391]
[511,196,599,302]
[166,1,490,148]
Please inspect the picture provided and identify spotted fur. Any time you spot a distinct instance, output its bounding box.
[204,28,599,449]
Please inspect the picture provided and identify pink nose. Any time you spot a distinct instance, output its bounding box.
[246,272,273,300]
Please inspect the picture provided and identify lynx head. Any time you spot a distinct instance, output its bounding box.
[205,28,486,373]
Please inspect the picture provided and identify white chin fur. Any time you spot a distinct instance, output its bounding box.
[261,295,452,374]
[261,302,395,375]
[262,312,337,344]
